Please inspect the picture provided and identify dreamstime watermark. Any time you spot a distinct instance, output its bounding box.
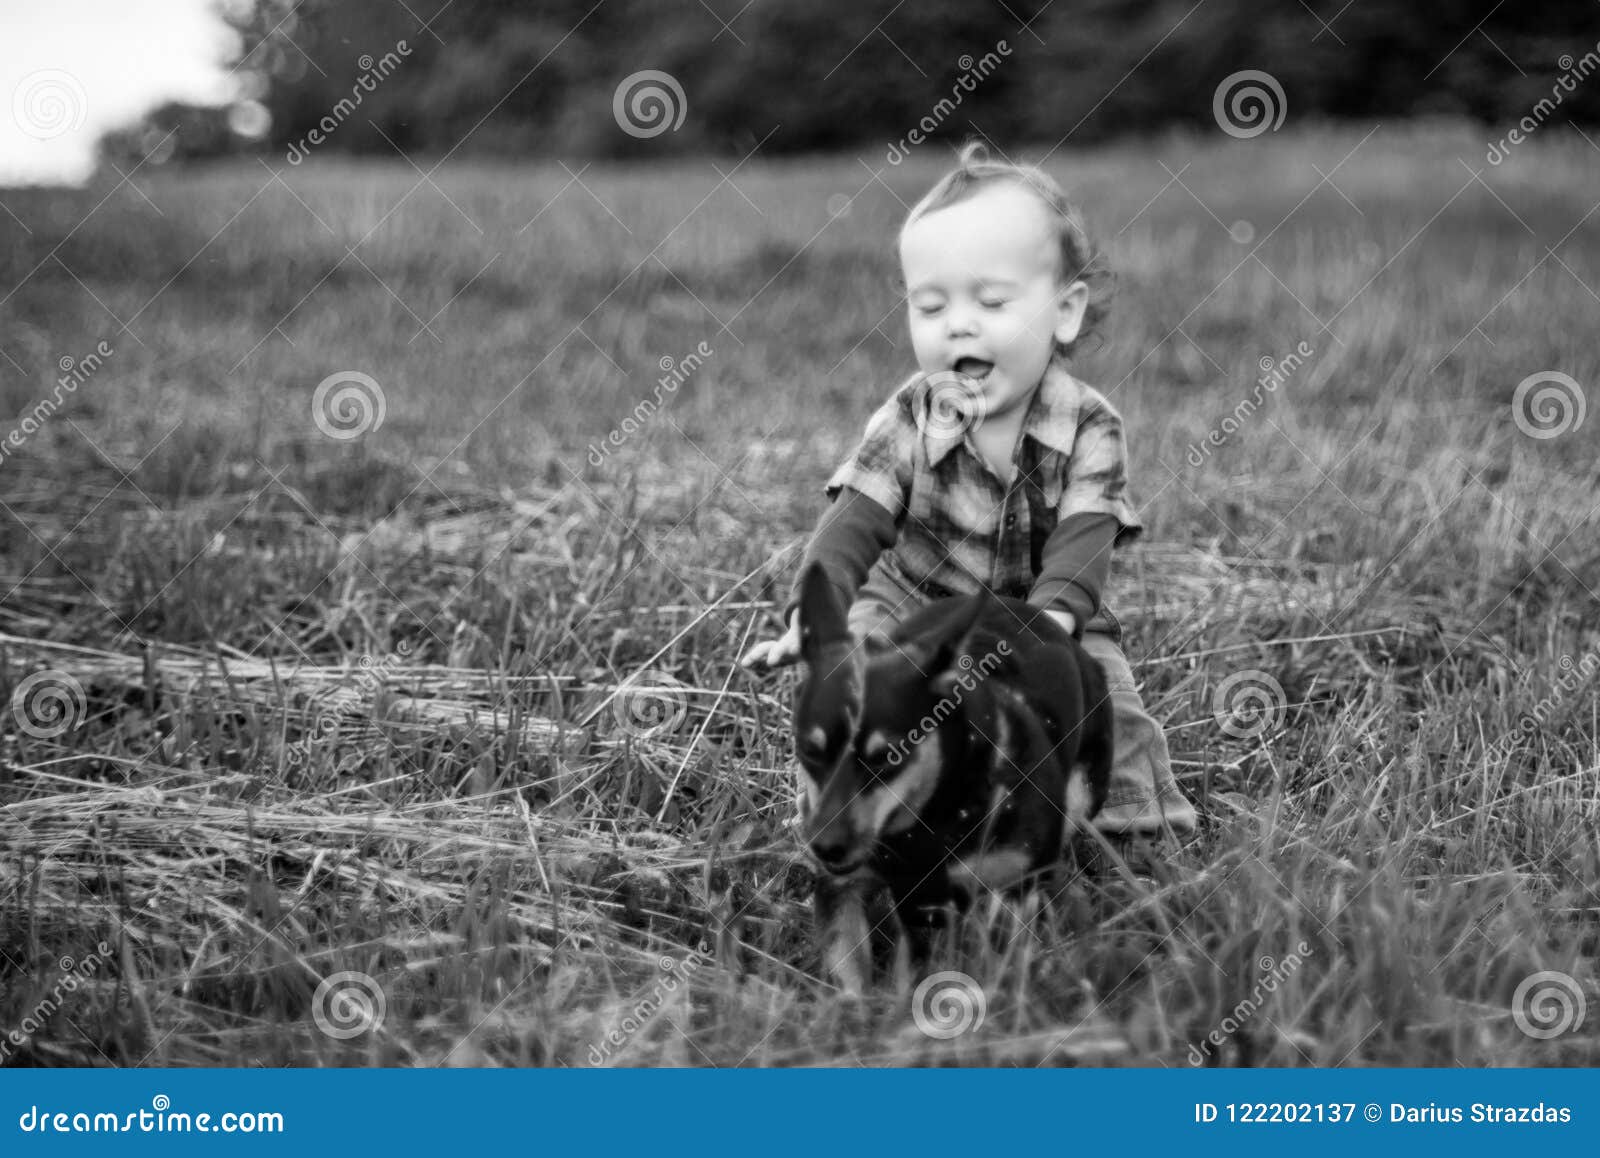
[587,946,708,1064]
[1,941,112,1062]
[1484,648,1600,766]
[17,1096,284,1135]
[1211,669,1286,740]
[0,341,113,469]
[912,970,986,1039]
[312,370,386,440]
[587,340,713,465]
[885,42,1012,165]
[612,669,690,739]
[9,669,87,739]
[1186,340,1313,466]
[311,970,386,1040]
[1213,70,1287,139]
[885,642,1011,767]
[285,41,412,163]
[613,70,687,138]
[911,369,987,442]
[1511,969,1586,1040]
[1510,371,1585,440]
[1486,41,1600,165]
[12,69,86,141]
[1186,942,1312,1065]
[285,643,412,767]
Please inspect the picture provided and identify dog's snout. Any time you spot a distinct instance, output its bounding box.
[807,831,857,873]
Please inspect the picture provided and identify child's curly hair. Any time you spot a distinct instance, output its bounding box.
[901,141,1113,359]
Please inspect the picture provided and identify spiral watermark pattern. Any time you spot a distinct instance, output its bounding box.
[1511,970,1586,1040]
[1213,70,1287,139]
[613,670,689,738]
[1212,669,1286,739]
[912,370,987,441]
[10,670,87,739]
[12,69,87,141]
[311,970,386,1040]
[1511,371,1585,440]
[912,970,986,1040]
[613,70,687,138]
[312,371,386,440]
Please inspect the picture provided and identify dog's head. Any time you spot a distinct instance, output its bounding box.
[792,562,989,875]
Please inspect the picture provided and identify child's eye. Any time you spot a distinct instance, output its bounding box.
[913,302,944,317]
[979,298,1009,310]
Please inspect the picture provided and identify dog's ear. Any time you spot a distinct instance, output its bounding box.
[925,594,991,696]
[797,562,850,665]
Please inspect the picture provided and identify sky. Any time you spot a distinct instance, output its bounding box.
[1,0,240,185]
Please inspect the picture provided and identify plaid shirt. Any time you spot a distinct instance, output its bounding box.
[824,361,1142,625]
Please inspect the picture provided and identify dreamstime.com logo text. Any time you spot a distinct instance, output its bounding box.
[17,1096,284,1135]
[286,41,412,163]
[1487,40,1600,165]
[587,340,713,465]
[885,42,1011,165]
[587,946,708,1064]
[1,941,111,1062]
[885,642,1011,768]
[0,341,113,468]
[1187,942,1312,1065]
[1484,647,1600,767]
[285,642,413,767]
[1186,340,1313,466]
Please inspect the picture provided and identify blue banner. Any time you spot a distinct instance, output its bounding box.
[2,1069,1597,1154]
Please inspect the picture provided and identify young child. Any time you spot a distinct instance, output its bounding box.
[741,143,1196,842]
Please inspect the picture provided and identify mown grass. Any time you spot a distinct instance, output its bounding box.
[1,121,1597,1066]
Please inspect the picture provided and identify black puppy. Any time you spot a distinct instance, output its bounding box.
[791,561,1113,992]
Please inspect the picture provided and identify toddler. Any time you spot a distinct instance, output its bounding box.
[742,143,1195,841]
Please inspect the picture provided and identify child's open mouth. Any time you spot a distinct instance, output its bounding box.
[953,357,994,382]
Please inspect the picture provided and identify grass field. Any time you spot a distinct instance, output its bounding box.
[1,121,1597,1066]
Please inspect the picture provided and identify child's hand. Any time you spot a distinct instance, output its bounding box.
[740,612,802,670]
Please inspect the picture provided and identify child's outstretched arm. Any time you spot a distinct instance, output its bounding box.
[1030,383,1144,638]
[1028,510,1119,638]
[740,487,898,670]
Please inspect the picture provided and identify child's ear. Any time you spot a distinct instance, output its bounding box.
[1053,279,1090,348]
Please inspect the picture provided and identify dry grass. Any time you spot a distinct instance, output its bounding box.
[1,121,1598,1066]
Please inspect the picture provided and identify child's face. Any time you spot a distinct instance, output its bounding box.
[900,183,1088,423]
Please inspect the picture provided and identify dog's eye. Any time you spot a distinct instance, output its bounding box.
[861,735,915,778]
[797,725,830,763]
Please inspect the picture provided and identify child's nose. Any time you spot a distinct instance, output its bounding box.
[945,304,978,337]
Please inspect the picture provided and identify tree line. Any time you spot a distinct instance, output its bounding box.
[101,0,1600,165]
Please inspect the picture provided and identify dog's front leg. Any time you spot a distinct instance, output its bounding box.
[889,901,946,994]
[813,873,873,995]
